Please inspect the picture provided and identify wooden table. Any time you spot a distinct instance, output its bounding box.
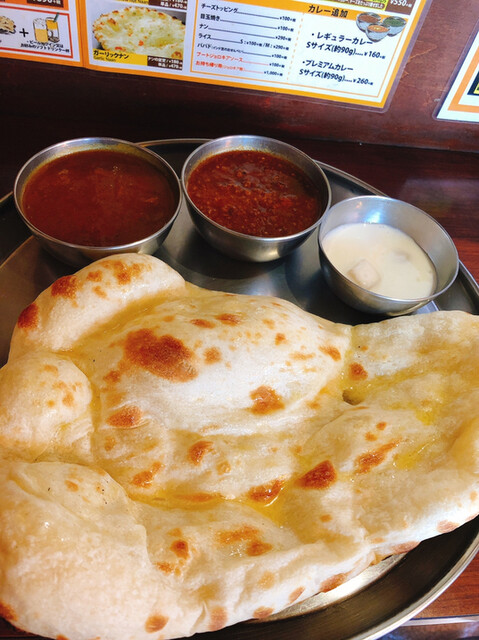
[0,134,478,639]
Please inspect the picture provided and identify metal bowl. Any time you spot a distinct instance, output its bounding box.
[14,137,182,268]
[181,135,332,262]
[318,195,459,316]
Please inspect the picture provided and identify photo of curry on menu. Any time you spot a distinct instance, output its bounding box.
[89,1,186,68]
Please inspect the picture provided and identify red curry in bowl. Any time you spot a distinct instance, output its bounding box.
[186,149,323,238]
[21,149,177,247]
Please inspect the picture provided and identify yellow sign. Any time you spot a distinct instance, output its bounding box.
[437,27,479,122]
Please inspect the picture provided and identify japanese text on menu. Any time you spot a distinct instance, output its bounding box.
[189,0,425,106]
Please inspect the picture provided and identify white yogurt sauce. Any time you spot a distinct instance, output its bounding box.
[322,222,436,299]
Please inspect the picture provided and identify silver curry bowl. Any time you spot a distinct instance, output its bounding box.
[181,135,332,262]
[14,137,182,268]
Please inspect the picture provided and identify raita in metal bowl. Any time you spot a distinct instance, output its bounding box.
[318,195,459,316]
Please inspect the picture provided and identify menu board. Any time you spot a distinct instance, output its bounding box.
[0,0,431,108]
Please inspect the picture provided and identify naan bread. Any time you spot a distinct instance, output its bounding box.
[93,7,184,59]
[0,16,15,34]
[0,254,478,640]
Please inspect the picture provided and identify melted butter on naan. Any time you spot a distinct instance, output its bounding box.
[0,254,477,640]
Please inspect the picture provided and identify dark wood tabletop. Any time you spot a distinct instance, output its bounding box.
[0,128,478,639]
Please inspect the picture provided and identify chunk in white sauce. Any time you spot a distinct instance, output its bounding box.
[322,223,436,299]
[347,258,380,290]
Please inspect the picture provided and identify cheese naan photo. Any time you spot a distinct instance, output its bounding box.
[93,6,185,60]
[0,253,477,640]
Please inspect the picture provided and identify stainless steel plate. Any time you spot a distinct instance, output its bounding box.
[0,139,478,640]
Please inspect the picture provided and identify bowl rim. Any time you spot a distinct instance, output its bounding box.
[318,194,460,305]
[181,134,332,243]
[13,137,182,252]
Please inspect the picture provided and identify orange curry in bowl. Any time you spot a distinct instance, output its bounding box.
[186,149,323,238]
[21,149,177,247]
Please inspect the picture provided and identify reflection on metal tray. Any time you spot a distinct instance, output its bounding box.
[0,139,478,640]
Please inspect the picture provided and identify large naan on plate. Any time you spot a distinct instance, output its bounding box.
[0,254,478,640]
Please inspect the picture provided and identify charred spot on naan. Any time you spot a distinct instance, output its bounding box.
[188,440,214,464]
[51,274,81,301]
[16,302,39,331]
[298,460,337,489]
[204,346,222,364]
[288,586,306,604]
[103,258,148,285]
[253,606,275,619]
[320,572,348,592]
[320,344,342,361]
[258,571,276,590]
[107,405,143,428]
[249,385,285,414]
[248,479,284,505]
[122,330,198,382]
[170,538,190,559]
[86,269,103,283]
[191,318,215,328]
[349,362,368,380]
[145,614,169,633]
[131,462,163,488]
[217,525,273,557]
[216,313,242,325]
[355,441,400,474]
[208,607,228,632]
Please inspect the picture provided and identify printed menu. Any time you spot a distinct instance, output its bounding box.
[0,0,82,65]
[0,0,431,108]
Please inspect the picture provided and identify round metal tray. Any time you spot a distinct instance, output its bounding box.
[0,139,478,640]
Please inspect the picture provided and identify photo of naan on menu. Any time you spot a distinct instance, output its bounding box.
[93,4,185,60]
[0,253,477,640]
[0,16,15,34]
